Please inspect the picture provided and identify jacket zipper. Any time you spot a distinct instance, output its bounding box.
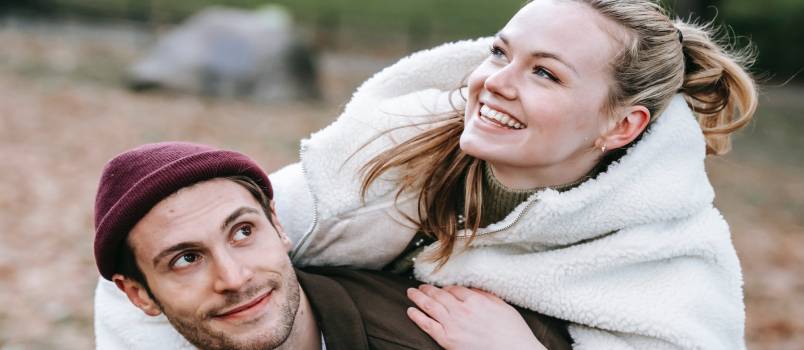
[455,196,538,239]
[290,142,320,263]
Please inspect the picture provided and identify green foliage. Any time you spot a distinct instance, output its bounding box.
[14,0,803,82]
[40,0,524,38]
[721,0,804,18]
[719,0,804,82]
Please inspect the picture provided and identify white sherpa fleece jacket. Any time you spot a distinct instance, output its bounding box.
[94,38,745,349]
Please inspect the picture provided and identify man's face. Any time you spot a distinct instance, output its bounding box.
[115,179,299,350]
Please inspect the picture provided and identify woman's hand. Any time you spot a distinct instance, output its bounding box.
[407,284,547,350]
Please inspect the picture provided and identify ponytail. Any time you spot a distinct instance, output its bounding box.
[677,21,758,155]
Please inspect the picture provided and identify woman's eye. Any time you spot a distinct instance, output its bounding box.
[172,253,200,269]
[489,45,506,58]
[534,67,559,82]
[233,224,253,242]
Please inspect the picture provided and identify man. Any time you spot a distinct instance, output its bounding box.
[93,142,572,349]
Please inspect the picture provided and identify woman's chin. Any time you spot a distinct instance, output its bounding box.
[460,132,504,163]
[458,132,483,158]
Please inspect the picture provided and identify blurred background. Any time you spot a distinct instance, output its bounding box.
[0,0,801,349]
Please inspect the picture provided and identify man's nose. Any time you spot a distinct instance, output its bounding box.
[484,65,517,100]
[212,252,254,293]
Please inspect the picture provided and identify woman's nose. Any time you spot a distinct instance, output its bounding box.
[483,66,517,100]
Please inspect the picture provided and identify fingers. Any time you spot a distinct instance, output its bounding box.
[407,287,450,321]
[419,284,462,308]
[407,287,454,348]
[416,284,504,305]
[406,307,448,346]
[442,285,505,305]
[469,287,506,304]
[442,285,475,302]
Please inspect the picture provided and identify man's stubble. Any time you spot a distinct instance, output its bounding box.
[157,268,301,350]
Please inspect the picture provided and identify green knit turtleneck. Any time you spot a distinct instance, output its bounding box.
[477,161,585,226]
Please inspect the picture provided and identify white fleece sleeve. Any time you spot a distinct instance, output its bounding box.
[94,278,195,349]
[569,324,683,350]
[267,162,315,251]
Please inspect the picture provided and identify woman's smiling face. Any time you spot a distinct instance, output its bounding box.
[460,0,625,188]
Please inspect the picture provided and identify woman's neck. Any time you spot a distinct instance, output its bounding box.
[487,159,598,190]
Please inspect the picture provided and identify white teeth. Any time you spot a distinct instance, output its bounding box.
[479,104,526,129]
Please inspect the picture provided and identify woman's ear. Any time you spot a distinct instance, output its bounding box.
[112,274,162,317]
[600,105,651,151]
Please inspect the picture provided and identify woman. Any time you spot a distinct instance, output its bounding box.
[96,0,756,348]
[278,0,756,348]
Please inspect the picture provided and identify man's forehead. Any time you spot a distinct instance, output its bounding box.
[128,179,259,257]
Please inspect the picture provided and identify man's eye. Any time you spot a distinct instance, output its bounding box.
[233,225,253,242]
[172,253,200,269]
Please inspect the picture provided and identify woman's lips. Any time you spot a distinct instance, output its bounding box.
[214,290,273,320]
[476,103,525,130]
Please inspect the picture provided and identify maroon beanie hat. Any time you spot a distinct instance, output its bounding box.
[93,142,272,280]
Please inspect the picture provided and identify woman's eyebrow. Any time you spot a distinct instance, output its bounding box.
[495,33,579,76]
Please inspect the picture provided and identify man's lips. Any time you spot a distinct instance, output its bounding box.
[213,290,273,319]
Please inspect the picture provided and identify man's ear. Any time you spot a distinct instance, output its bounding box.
[269,200,292,251]
[599,105,651,151]
[112,274,162,317]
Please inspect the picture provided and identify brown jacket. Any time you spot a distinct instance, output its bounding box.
[298,267,572,350]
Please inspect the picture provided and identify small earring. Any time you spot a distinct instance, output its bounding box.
[600,144,607,153]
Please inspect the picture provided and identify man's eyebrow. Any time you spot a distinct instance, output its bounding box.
[221,207,261,231]
[495,33,579,76]
[152,242,203,268]
[151,207,261,267]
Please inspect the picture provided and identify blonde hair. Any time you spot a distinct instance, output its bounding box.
[587,0,758,154]
[361,0,758,265]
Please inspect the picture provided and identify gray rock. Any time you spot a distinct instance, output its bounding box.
[128,6,319,101]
